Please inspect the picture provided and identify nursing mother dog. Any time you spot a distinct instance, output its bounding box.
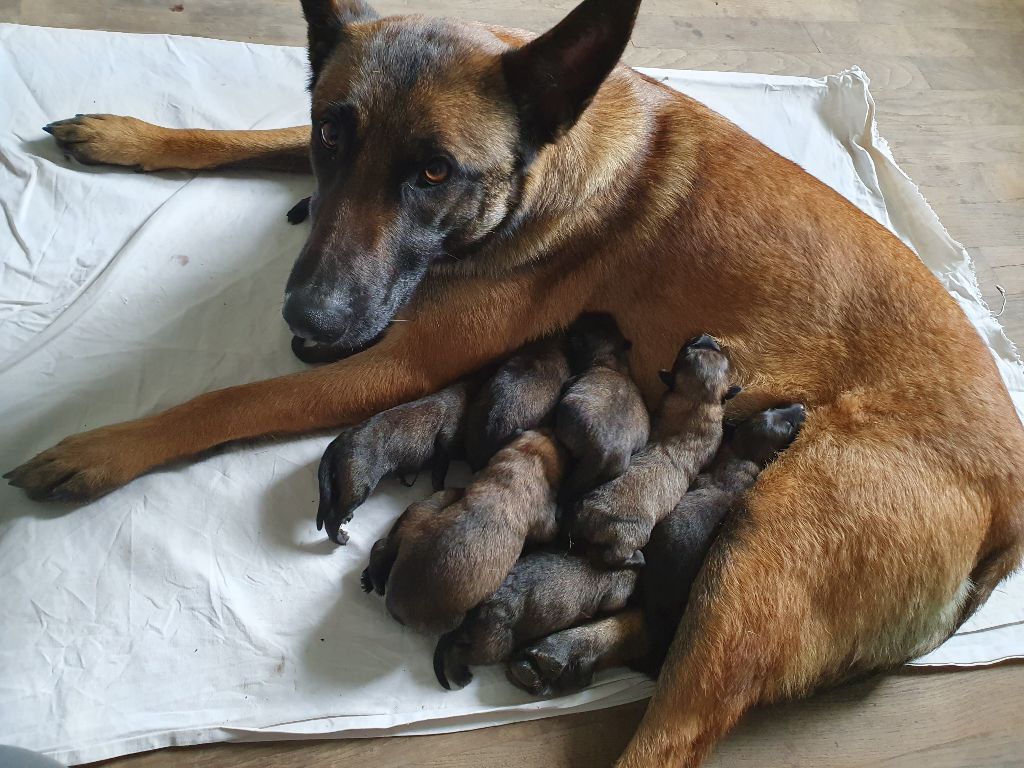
[8,0,1023,764]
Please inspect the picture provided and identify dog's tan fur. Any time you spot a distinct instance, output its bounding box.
[9,1,1024,765]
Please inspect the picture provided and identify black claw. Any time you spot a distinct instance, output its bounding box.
[286,196,311,225]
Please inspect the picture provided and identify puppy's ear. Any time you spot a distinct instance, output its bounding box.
[658,369,674,389]
[723,384,743,401]
[502,0,642,150]
[301,0,378,85]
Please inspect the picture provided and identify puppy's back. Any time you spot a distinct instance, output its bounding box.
[385,431,566,635]
[465,336,571,470]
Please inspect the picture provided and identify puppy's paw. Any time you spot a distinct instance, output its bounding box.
[506,635,597,696]
[316,432,367,544]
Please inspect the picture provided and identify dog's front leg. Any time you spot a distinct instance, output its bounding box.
[5,331,443,502]
[44,116,310,173]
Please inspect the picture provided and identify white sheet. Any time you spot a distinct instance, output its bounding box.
[0,23,1021,766]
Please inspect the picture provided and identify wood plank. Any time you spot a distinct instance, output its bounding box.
[803,21,975,57]
[631,15,819,52]
[913,56,1024,91]
[926,201,1024,248]
[872,123,1024,165]
[872,89,1024,127]
[90,666,1024,768]
[856,0,1024,31]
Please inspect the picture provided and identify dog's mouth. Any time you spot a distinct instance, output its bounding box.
[290,332,384,365]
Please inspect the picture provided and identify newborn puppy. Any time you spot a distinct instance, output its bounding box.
[433,550,639,690]
[571,334,739,566]
[640,403,805,671]
[506,406,805,696]
[464,335,572,471]
[317,378,477,544]
[555,313,650,500]
[362,430,566,635]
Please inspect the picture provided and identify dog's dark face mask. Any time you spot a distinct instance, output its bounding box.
[284,0,641,351]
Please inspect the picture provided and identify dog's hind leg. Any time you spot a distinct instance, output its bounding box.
[44,115,310,172]
[614,421,1013,768]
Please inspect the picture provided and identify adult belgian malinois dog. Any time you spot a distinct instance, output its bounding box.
[8,0,1024,764]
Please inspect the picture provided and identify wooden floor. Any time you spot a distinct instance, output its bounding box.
[2,0,1021,766]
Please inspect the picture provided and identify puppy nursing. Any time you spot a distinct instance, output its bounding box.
[556,313,649,499]
[640,403,805,670]
[464,334,572,471]
[507,404,805,694]
[319,312,803,699]
[433,551,638,689]
[571,334,738,565]
[362,430,565,635]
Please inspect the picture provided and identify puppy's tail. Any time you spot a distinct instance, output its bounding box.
[433,631,473,691]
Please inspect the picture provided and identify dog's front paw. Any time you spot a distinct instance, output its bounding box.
[6,423,156,502]
[43,114,166,171]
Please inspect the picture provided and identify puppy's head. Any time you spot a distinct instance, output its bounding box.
[658,334,734,403]
[565,312,632,372]
[730,404,806,466]
[283,0,642,351]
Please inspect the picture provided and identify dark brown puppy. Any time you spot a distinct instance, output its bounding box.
[433,549,639,690]
[555,313,649,500]
[639,403,805,671]
[571,335,737,566]
[362,430,565,635]
[317,377,477,544]
[508,404,805,695]
[464,335,572,471]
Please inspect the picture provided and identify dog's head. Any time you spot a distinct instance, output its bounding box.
[730,403,806,466]
[282,0,642,350]
[565,312,632,373]
[658,334,736,403]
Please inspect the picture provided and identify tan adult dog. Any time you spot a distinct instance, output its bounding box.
[8,0,1024,764]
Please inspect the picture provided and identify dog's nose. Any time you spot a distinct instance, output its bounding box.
[282,290,344,343]
[688,333,721,352]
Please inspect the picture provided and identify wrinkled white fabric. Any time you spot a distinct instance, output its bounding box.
[0,24,1021,766]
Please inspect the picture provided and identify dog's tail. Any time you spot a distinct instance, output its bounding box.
[433,631,473,691]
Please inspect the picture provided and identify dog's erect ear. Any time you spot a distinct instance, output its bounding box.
[301,0,378,83]
[501,0,642,150]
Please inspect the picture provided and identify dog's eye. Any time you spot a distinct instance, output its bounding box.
[420,157,451,186]
[319,120,339,150]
